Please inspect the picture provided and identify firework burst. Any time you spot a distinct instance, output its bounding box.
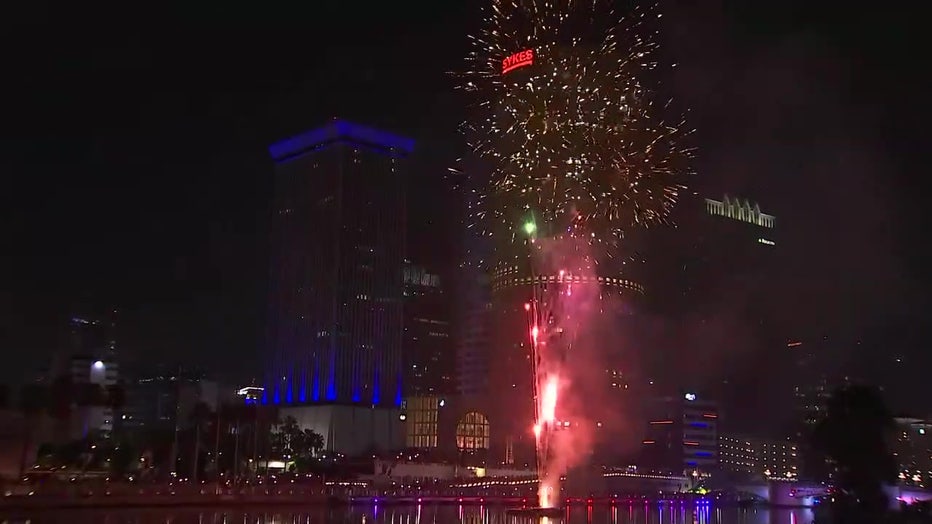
[456,0,694,259]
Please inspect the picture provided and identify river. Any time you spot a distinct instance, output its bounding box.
[0,504,815,523]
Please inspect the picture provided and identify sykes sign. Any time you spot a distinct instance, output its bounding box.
[502,49,534,74]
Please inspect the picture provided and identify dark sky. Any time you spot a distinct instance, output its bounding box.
[1,2,926,405]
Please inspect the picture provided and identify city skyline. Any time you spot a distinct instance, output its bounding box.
[1,0,927,423]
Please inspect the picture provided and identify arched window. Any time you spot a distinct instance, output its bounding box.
[456,412,490,450]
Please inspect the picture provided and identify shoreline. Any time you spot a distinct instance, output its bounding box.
[0,494,806,512]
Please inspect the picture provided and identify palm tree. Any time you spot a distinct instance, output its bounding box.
[304,428,325,457]
[188,401,213,482]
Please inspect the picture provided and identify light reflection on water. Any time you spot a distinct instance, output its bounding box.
[0,504,815,524]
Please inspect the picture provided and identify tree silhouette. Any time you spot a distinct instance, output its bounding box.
[812,384,897,522]
[271,415,325,472]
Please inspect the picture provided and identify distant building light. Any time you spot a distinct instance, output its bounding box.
[92,360,105,370]
[758,238,776,246]
[237,386,265,396]
[685,393,697,401]
[705,196,775,228]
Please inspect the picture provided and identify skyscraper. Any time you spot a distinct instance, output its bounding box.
[455,183,493,398]
[650,194,777,316]
[265,120,413,409]
[403,262,453,397]
[645,194,780,433]
[456,271,491,397]
[47,312,120,438]
[639,392,719,475]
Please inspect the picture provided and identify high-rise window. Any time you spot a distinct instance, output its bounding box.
[405,396,439,448]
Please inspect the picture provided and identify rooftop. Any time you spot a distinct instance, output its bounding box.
[269,119,415,161]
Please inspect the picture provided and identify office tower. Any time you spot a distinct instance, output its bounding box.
[455,185,492,398]
[51,313,120,438]
[789,338,832,429]
[265,119,412,406]
[639,392,719,475]
[649,194,777,316]
[403,262,453,396]
[121,367,220,434]
[892,417,932,488]
[645,194,780,432]
[718,434,799,480]
[788,336,857,479]
[455,272,490,398]
[264,120,412,455]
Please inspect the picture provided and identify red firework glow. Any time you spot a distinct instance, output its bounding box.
[526,286,572,509]
[460,0,691,511]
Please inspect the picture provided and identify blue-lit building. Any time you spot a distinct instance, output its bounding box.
[264,120,412,454]
[639,393,719,475]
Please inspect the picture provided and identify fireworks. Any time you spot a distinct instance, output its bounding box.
[457,0,694,259]
[458,0,692,509]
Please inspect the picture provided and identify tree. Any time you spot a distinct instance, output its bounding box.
[303,428,324,456]
[188,401,213,482]
[812,384,897,522]
[270,416,325,472]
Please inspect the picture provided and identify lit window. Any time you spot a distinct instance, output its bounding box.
[456,412,490,451]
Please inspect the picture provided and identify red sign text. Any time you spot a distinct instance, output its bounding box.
[502,49,534,74]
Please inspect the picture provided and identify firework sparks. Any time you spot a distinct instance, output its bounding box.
[457,0,694,259]
[459,0,692,511]
[541,376,558,425]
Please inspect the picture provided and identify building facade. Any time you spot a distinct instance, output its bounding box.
[403,263,453,397]
[893,417,932,488]
[639,393,719,475]
[718,434,799,480]
[644,194,782,432]
[647,194,777,316]
[455,270,491,399]
[51,314,120,439]
[265,120,413,407]
[121,367,222,434]
[454,176,493,399]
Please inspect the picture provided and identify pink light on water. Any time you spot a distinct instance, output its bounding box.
[531,325,540,344]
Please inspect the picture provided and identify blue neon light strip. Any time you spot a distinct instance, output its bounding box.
[269,120,415,161]
[326,355,337,401]
[312,360,320,402]
[395,374,403,407]
[372,364,381,405]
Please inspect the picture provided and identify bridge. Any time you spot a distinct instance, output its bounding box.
[731,481,827,506]
[733,482,932,508]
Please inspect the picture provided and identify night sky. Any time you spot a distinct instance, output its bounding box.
[1,2,926,410]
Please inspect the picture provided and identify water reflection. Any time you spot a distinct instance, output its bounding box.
[0,504,814,524]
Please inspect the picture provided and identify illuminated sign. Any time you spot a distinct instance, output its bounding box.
[684,393,697,401]
[502,49,534,74]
